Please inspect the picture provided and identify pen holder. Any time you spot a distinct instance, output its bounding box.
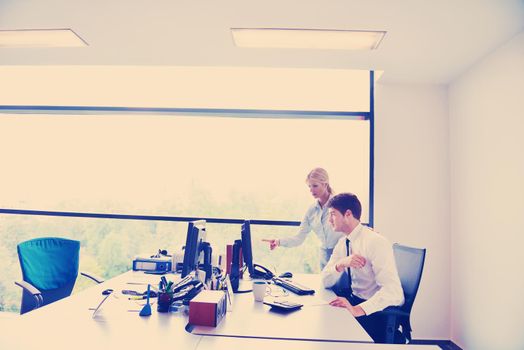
[157,292,173,313]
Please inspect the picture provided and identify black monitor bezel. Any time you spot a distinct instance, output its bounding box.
[241,220,254,277]
[181,220,206,278]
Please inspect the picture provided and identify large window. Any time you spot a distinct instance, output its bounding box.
[0,112,370,313]
[0,114,369,222]
[0,67,375,314]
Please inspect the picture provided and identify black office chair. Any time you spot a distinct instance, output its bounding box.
[379,243,426,343]
[15,237,104,314]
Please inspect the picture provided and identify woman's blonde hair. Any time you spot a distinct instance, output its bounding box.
[306,167,333,194]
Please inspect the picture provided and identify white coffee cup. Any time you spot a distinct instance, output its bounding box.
[252,281,269,302]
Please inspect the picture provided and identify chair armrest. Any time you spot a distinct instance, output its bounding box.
[80,271,104,284]
[376,306,412,344]
[14,280,41,295]
[377,306,410,318]
[14,280,44,309]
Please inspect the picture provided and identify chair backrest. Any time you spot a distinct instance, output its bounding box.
[393,243,426,313]
[17,237,80,314]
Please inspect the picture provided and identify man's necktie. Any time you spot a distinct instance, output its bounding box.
[345,238,353,292]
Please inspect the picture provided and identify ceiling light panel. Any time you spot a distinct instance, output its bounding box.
[0,29,87,48]
[231,28,385,50]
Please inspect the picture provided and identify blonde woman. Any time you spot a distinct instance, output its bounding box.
[263,168,344,270]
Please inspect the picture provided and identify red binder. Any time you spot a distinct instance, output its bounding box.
[226,244,243,278]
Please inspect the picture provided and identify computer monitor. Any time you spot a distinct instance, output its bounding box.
[241,220,274,280]
[241,220,254,277]
[181,220,206,278]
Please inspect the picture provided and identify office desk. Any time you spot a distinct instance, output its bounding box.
[0,271,437,350]
[1,272,201,350]
[189,274,371,342]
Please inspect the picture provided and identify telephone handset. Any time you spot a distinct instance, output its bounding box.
[232,263,274,294]
[251,263,274,280]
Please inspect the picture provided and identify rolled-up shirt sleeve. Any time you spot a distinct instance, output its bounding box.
[358,238,404,315]
[321,238,345,288]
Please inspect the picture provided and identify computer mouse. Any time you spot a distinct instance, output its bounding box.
[279,272,293,278]
[102,288,113,295]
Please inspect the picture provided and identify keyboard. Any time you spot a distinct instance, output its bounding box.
[272,277,315,295]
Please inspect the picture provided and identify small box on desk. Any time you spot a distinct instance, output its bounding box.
[189,290,227,327]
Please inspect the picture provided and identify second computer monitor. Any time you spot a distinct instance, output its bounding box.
[241,220,255,277]
[181,220,206,278]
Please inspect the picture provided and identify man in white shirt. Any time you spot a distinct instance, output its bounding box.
[321,193,405,343]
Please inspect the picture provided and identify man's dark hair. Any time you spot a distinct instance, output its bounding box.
[327,193,362,220]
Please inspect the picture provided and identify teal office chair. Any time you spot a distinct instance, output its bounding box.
[15,237,104,314]
[378,243,426,343]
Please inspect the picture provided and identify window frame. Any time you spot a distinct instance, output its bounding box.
[0,71,375,228]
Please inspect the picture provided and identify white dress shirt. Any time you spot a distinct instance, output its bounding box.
[321,223,404,315]
[279,195,344,250]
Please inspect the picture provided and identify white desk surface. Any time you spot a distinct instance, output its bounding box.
[1,271,201,350]
[0,271,439,350]
[190,274,371,342]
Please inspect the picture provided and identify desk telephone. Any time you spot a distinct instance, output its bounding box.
[264,300,303,311]
[251,264,274,280]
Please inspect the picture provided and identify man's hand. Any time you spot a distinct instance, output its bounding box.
[335,254,367,272]
[261,239,279,250]
[329,296,352,309]
[329,297,366,317]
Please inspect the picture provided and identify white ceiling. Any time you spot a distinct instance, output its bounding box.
[0,0,523,84]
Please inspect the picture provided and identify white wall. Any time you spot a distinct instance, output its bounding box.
[375,83,450,339]
[449,32,524,350]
